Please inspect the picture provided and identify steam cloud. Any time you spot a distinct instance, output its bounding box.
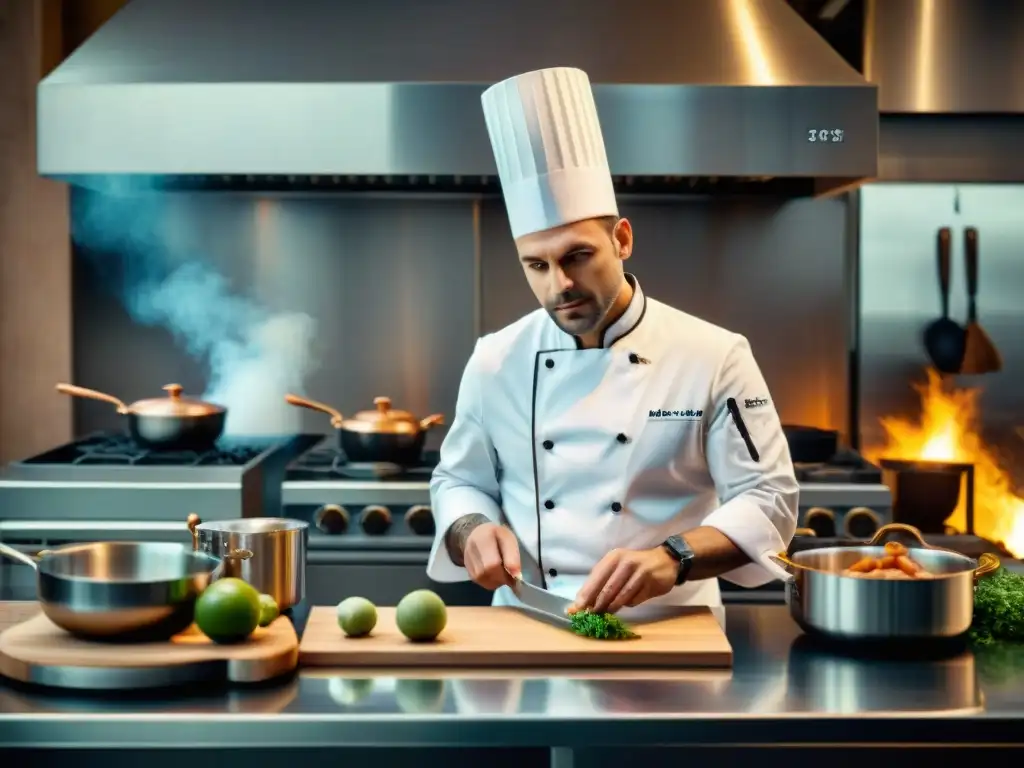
[72,181,317,437]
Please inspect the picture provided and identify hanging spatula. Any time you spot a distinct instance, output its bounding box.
[959,227,1003,375]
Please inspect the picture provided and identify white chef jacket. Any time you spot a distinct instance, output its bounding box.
[426,274,799,611]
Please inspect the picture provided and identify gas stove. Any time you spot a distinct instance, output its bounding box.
[281,438,440,550]
[0,431,320,524]
[279,441,898,546]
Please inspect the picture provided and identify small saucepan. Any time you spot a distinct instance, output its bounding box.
[56,383,227,451]
[188,514,307,610]
[0,541,252,641]
[285,393,444,465]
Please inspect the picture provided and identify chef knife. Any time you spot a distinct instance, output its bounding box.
[506,571,574,630]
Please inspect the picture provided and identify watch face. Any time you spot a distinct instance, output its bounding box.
[666,535,690,558]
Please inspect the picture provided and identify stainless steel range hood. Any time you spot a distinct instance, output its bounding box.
[38,0,878,196]
[865,0,1024,182]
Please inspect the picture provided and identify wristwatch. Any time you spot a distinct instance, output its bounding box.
[662,535,695,586]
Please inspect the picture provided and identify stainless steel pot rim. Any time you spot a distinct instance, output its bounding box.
[779,549,1000,581]
[195,518,309,535]
[790,545,977,568]
[37,543,223,584]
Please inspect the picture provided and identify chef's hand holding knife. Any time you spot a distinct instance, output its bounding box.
[462,522,522,590]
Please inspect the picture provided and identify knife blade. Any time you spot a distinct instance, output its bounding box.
[507,572,574,630]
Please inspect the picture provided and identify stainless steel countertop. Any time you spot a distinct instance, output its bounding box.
[1,601,1024,748]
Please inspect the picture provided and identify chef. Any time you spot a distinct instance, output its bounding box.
[426,66,799,620]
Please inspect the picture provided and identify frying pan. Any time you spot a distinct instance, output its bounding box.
[0,541,251,642]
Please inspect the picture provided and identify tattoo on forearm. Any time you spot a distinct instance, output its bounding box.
[445,513,492,566]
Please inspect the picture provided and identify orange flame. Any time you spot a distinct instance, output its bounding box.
[863,369,1024,557]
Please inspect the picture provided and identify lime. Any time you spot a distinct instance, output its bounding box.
[337,597,378,637]
[396,589,447,642]
[195,577,261,644]
[257,593,279,627]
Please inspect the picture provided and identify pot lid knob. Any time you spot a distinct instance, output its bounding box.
[163,384,184,400]
[347,396,418,434]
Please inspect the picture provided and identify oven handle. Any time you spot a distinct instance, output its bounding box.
[307,550,428,566]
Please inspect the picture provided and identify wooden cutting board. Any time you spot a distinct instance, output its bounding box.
[299,606,733,668]
[0,613,299,690]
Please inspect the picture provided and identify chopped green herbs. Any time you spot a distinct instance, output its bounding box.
[569,609,639,640]
[971,567,1024,645]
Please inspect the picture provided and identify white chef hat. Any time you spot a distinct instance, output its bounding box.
[481,67,618,239]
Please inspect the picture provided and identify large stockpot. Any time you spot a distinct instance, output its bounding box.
[188,514,307,610]
[55,383,227,451]
[764,523,1000,642]
[284,393,444,465]
[0,541,251,641]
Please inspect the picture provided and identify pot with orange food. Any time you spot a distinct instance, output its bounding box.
[761,523,1000,642]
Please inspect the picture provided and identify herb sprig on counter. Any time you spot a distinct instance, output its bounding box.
[971,567,1024,645]
[569,609,639,640]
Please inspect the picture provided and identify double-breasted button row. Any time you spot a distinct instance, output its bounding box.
[540,433,629,451]
[541,499,622,513]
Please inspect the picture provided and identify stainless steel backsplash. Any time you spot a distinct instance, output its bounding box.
[70,190,850,447]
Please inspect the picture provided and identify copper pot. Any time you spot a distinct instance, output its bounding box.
[285,393,443,465]
[56,383,227,451]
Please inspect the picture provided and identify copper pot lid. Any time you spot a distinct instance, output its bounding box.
[344,397,444,435]
[130,384,225,418]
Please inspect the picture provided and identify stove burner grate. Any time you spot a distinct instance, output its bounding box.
[22,434,268,468]
[287,447,438,481]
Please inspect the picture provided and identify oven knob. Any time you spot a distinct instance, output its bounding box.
[315,504,349,535]
[844,507,882,539]
[804,507,837,538]
[405,505,435,537]
[360,505,393,535]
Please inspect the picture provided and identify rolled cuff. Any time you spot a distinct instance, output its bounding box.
[701,496,790,588]
[426,486,502,582]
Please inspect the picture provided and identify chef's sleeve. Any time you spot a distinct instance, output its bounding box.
[426,339,504,582]
[700,336,799,587]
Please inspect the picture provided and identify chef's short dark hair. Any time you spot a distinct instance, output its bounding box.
[596,215,620,239]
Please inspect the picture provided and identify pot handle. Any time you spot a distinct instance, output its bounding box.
[974,552,1001,581]
[0,542,41,570]
[55,383,129,414]
[419,413,446,430]
[761,551,797,583]
[209,548,254,583]
[284,394,345,428]
[867,523,930,548]
[186,513,201,551]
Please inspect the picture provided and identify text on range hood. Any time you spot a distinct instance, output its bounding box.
[38,0,878,196]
